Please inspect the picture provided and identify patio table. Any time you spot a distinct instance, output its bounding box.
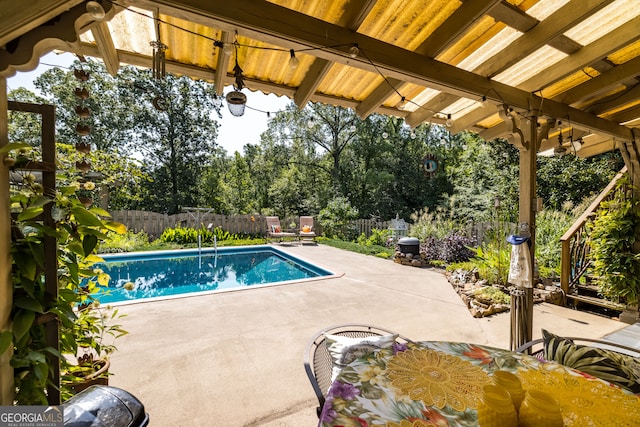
[319,341,640,426]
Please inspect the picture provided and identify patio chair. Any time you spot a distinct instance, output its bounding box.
[298,216,317,242]
[515,337,640,357]
[303,324,413,417]
[515,333,640,393]
[265,216,297,243]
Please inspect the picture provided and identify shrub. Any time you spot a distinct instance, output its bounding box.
[318,197,359,240]
[422,237,441,261]
[410,207,465,241]
[440,232,476,262]
[535,209,574,276]
[100,230,150,253]
[421,232,475,263]
[588,177,640,305]
[357,228,392,246]
[474,286,510,305]
[469,242,511,285]
[159,226,253,245]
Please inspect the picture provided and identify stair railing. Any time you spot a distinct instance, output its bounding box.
[559,167,627,300]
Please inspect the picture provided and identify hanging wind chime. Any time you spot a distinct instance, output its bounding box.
[226,42,247,117]
[150,39,167,80]
[150,19,169,111]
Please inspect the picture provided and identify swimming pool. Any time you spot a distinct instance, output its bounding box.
[95,246,334,304]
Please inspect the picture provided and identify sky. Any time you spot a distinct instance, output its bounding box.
[6,52,292,154]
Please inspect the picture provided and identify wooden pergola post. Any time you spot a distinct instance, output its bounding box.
[517,114,540,346]
[0,77,13,405]
[504,109,551,350]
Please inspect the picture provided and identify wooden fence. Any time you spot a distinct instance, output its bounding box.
[110,210,509,242]
[109,210,397,239]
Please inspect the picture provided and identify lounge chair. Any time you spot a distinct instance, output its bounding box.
[299,216,316,242]
[265,216,297,243]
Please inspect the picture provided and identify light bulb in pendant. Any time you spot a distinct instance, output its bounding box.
[445,114,454,128]
[289,49,299,70]
[86,1,106,20]
[349,44,359,58]
[397,96,408,110]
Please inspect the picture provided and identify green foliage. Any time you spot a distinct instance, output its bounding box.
[441,135,519,223]
[535,209,575,277]
[100,230,150,253]
[473,286,511,305]
[60,303,128,401]
[6,141,127,404]
[588,177,640,305]
[318,197,359,240]
[357,228,392,246]
[537,154,623,211]
[467,242,511,285]
[409,208,465,241]
[26,61,223,214]
[159,226,255,245]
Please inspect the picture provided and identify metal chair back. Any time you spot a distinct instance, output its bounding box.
[303,324,412,417]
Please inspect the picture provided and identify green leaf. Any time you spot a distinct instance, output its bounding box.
[15,253,37,281]
[105,221,127,234]
[12,310,35,341]
[17,206,44,221]
[0,142,31,153]
[14,296,44,314]
[0,331,12,354]
[71,206,104,227]
[83,234,98,256]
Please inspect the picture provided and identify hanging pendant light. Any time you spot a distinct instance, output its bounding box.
[226,91,247,117]
[226,44,247,117]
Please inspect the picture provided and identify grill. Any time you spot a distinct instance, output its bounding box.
[398,237,420,255]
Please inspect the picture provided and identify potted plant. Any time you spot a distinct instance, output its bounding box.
[588,176,640,323]
[60,299,127,399]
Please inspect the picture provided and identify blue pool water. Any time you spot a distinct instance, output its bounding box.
[95,246,333,304]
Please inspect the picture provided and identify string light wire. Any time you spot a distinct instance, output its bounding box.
[89,0,510,122]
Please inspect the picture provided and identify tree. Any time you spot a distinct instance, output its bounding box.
[537,153,623,211]
[122,71,222,213]
[8,87,150,211]
[222,152,255,214]
[31,61,224,214]
[34,60,137,153]
[7,88,49,146]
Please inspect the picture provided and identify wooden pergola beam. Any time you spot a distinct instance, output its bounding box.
[90,21,120,76]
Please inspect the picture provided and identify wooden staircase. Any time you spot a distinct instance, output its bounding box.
[559,167,630,314]
[566,282,627,312]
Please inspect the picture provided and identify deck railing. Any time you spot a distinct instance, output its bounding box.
[559,167,627,299]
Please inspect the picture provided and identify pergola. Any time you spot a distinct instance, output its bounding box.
[1,0,640,404]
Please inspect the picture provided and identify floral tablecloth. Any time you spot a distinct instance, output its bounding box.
[319,341,640,427]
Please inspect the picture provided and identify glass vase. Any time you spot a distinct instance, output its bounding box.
[519,390,564,427]
[477,385,518,427]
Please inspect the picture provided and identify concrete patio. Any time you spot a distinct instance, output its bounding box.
[107,244,629,426]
